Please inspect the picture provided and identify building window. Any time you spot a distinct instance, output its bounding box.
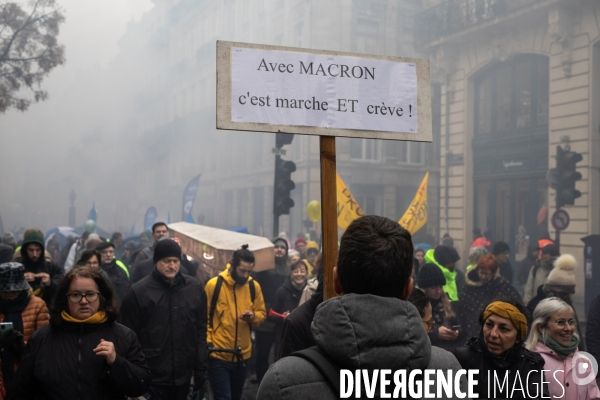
[350,138,381,161]
[474,55,549,137]
[384,141,424,164]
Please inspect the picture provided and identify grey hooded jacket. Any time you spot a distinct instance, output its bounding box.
[257,293,467,399]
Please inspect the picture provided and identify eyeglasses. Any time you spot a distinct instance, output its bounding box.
[67,292,100,303]
[553,318,576,329]
[424,318,435,330]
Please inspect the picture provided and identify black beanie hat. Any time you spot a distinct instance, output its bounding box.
[492,241,510,255]
[153,239,182,263]
[96,241,115,252]
[418,263,446,289]
[434,245,460,266]
[541,244,560,257]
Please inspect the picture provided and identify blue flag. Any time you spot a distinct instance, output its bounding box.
[88,202,97,222]
[144,207,158,231]
[167,212,171,224]
[182,174,201,223]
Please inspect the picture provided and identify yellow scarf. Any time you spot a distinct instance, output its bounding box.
[61,310,108,324]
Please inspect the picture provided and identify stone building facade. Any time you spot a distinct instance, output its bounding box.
[416,0,600,317]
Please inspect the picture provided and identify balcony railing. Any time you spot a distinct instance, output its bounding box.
[414,0,539,48]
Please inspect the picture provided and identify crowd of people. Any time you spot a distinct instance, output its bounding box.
[0,218,599,399]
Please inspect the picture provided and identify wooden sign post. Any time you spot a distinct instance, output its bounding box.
[216,41,432,300]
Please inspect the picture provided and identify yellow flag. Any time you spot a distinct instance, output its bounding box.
[336,173,364,230]
[398,172,429,234]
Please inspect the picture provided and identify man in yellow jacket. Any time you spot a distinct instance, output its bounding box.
[205,245,266,400]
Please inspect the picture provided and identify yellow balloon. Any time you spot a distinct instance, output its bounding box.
[306,200,321,222]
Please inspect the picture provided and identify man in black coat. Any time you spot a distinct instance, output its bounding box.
[96,242,131,303]
[131,222,169,270]
[17,230,64,305]
[130,237,196,284]
[120,239,208,400]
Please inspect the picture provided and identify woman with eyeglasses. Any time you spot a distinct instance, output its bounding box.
[8,267,151,399]
[526,297,600,399]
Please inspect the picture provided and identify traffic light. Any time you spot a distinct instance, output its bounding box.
[556,145,582,208]
[273,155,296,216]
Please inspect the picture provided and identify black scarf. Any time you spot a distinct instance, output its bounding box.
[0,291,29,387]
[0,291,29,334]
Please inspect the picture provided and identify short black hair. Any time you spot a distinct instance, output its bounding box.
[337,215,413,298]
[408,288,430,318]
[111,232,123,241]
[152,222,168,233]
[231,244,255,268]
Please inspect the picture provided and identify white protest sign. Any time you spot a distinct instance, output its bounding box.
[217,41,431,142]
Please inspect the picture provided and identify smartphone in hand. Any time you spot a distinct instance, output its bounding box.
[0,322,13,335]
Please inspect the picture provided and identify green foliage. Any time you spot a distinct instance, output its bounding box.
[0,0,65,113]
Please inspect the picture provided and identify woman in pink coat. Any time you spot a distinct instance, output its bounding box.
[526,297,600,400]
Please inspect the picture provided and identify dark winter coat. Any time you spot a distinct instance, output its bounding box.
[497,259,513,285]
[268,278,304,354]
[586,294,600,366]
[278,290,322,359]
[18,232,64,306]
[120,270,208,387]
[130,256,196,284]
[7,321,151,400]
[254,259,290,332]
[453,337,548,399]
[101,260,131,303]
[459,268,523,340]
[429,297,465,352]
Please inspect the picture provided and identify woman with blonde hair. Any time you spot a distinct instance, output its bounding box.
[526,297,600,399]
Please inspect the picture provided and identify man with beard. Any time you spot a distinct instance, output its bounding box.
[205,245,266,400]
[253,237,290,384]
[18,230,64,305]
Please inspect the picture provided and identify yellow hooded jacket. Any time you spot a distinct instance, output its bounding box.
[205,268,266,361]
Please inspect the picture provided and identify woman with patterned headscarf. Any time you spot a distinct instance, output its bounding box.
[453,299,548,399]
